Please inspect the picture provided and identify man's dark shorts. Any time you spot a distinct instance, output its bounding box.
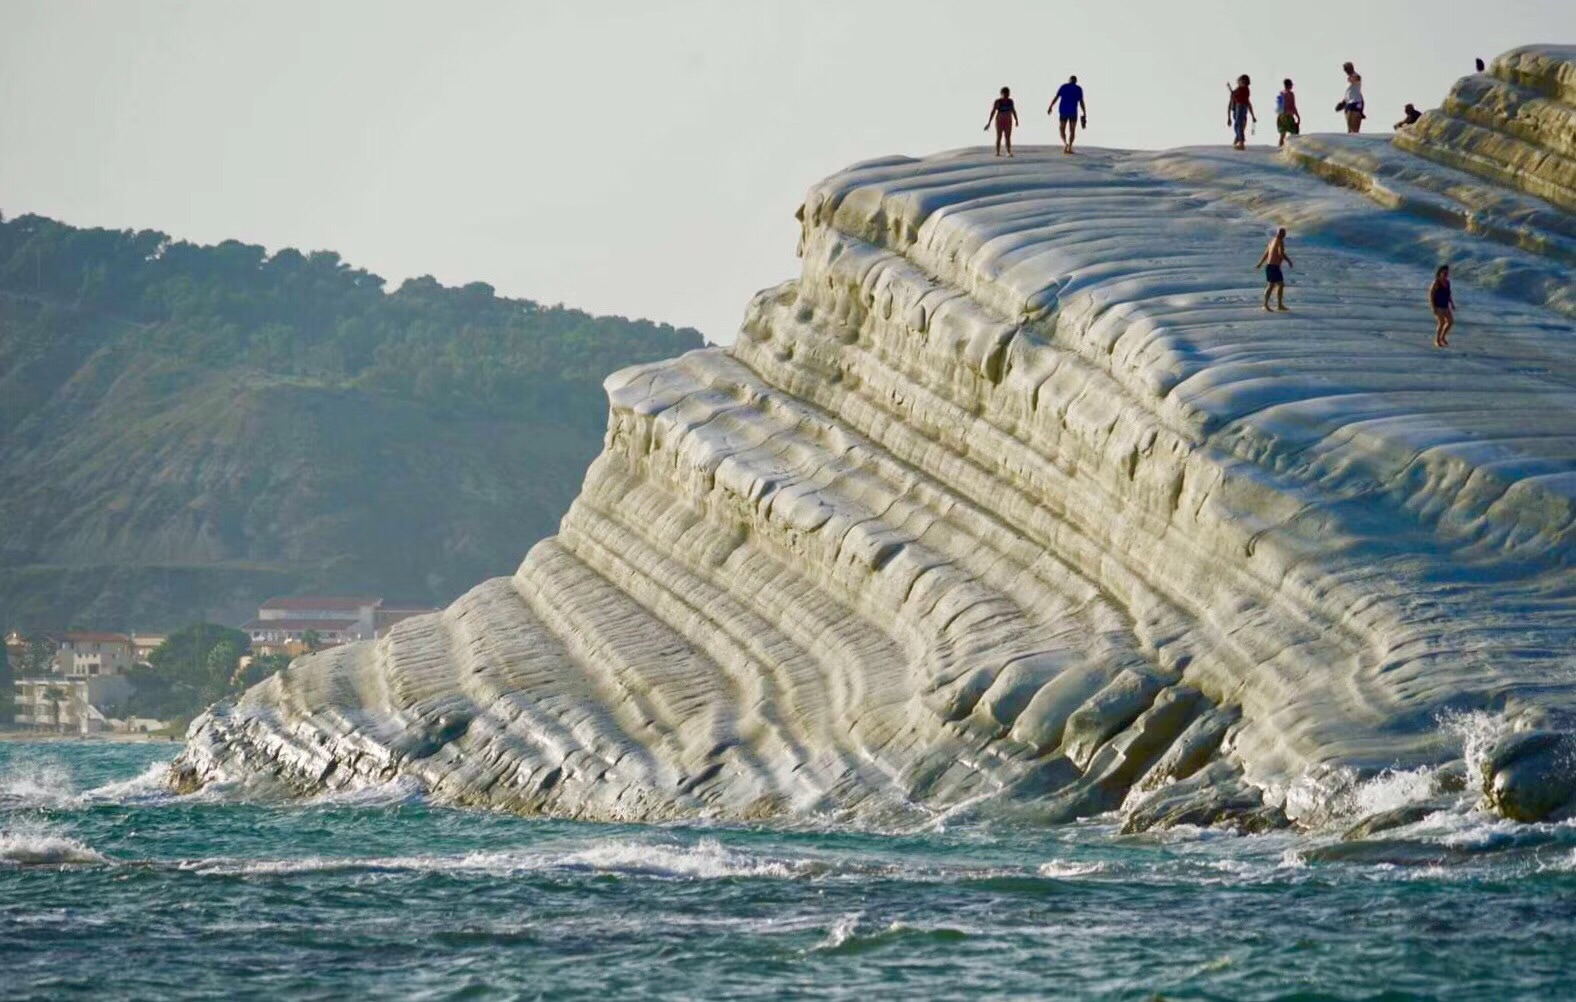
[1266,264,1285,284]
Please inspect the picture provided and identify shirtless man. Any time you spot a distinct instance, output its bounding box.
[1255,228,1293,311]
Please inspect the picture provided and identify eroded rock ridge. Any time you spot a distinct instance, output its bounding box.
[175,46,1576,830]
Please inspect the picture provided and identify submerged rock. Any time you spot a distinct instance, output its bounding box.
[176,46,1576,829]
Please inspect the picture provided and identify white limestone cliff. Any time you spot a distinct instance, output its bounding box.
[173,46,1576,830]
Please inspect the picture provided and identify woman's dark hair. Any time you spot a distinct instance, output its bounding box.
[1239,74,1250,85]
[1343,61,1355,74]
[1284,78,1294,89]
[1436,264,1450,278]
[1001,86,1010,96]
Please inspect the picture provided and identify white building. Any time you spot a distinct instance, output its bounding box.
[256,596,381,639]
[12,675,134,733]
[56,631,135,677]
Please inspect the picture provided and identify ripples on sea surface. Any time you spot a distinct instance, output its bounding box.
[3,741,1576,1000]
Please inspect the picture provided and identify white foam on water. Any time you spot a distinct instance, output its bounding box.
[1349,767,1440,817]
[182,836,810,881]
[0,819,108,866]
[1441,709,1510,786]
[0,757,78,808]
[815,913,863,952]
[1036,859,1106,879]
[560,836,800,879]
[301,775,425,808]
[78,760,175,805]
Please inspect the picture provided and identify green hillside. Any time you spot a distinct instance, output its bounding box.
[0,213,705,632]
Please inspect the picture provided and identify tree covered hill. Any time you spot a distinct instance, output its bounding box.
[0,213,706,632]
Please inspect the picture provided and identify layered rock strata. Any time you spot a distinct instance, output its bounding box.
[174,46,1576,829]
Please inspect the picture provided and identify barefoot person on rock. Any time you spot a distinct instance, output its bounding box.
[1256,228,1293,311]
[1276,79,1301,147]
[1339,62,1365,133]
[1431,264,1455,347]
[985,86,1020,157]
[1047,75,1087,154]
[1227,74,1256,150]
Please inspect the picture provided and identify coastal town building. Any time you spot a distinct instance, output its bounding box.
[130,633,166,664]
[56,631,135,677]
[257,596,381,634]
[242,617,360,655]
[12,674,134,733]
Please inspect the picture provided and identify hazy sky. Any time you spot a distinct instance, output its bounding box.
[3,1,1572,342]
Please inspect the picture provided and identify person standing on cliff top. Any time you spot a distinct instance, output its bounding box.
[1227,75,1255,150]
[1430,264,1455,347]
[1339,62,1365,133]
[985,86,1020,157]
[1256,228,1293,312]
[1047,75,1086,154]
[1276,79,1301,147]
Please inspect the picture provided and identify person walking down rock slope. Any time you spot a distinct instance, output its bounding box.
[1256,227,1294,311]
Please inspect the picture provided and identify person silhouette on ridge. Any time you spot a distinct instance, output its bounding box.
[985,86,1020,157]
[1227,74,1255,150]
[1276,79,1301,147]
[1047,75,1087,154]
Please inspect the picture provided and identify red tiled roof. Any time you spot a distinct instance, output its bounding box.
[59,631,132,644]
[241,618,361,632]
[260,596,381,611]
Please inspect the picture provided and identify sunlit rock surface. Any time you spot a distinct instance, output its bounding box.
[175,47,1576,829]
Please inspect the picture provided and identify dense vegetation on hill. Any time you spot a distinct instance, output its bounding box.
[0,213,705,632]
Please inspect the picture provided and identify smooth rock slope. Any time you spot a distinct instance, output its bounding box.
[174,47,1576,830]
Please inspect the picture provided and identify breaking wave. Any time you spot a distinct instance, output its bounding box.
[0,820,109,867]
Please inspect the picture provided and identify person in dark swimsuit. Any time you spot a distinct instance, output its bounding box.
[1430,264,1455,347]
[1395,103,1422,129]
[1256,228,1293,311]
[985,86,1020,157]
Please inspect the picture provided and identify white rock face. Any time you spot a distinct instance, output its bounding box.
[175,47,1576,829]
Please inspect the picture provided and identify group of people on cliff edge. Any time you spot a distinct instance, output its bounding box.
[1226,62,1365,150]
[985,75,1087,157]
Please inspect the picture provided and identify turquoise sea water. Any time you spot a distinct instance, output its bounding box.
[4,741,1576,1000]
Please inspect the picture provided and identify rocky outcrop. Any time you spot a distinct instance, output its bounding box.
[174,46,1576,830]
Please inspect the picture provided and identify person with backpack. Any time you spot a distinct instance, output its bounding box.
[984,86,1020,157]
[1276,79,1301,147]
[1227,75,1255,150]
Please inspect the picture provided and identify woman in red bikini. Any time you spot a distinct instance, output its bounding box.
[984,86,1020,157]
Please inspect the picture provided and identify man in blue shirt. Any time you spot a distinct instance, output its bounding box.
[1047,75,1087,154]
